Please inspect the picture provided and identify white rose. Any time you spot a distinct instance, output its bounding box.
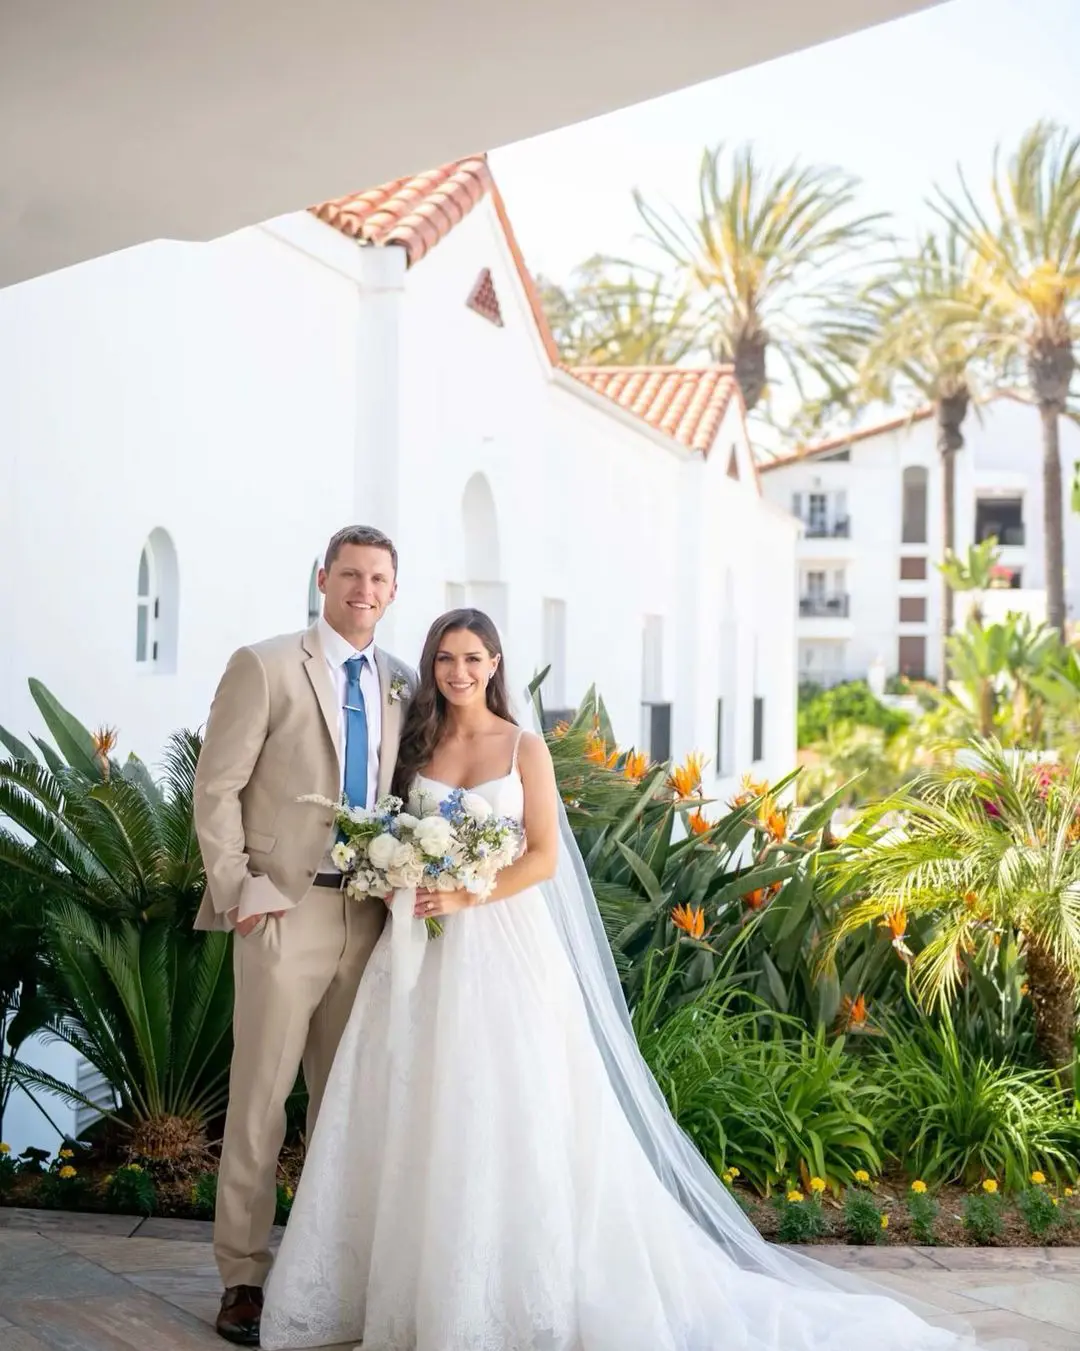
[460,792,493,823]
[395,813,420,833]
[435,871,459,892]
[388,858,426,889]
[330,841,356,871]
[413,815,453,856]
[367,832,402,871]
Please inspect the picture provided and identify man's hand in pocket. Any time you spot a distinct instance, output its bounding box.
[229,910,285,937]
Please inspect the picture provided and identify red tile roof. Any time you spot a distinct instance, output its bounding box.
[311,158,491,267]
[759,407,934,471]
[567,366,739,454]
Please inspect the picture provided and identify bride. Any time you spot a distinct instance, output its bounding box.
[260,608,993,1351]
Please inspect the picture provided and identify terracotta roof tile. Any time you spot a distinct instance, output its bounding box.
[567,366,738,454]
[311,157,492,267]
[759,407,934,471]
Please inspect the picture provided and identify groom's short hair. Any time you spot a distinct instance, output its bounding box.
[324,525,398,576]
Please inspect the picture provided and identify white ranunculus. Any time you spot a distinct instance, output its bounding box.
[413,815,453,856]
[367,832,403,871]
[330,841,356,871]
[395,812,420,833]
[460,792,493,823]
[388,856,426,889]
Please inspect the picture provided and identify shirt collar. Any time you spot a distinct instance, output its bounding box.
[318,615,375,669]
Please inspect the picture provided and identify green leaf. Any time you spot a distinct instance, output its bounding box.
[28,678,103,780]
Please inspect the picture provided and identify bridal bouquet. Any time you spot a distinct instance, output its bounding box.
[299,788,521,934]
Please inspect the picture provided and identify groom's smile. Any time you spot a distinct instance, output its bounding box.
[319,542,397,646]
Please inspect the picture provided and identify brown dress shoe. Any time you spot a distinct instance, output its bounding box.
[216,1285,263,1346]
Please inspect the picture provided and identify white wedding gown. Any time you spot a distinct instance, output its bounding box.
[260,767,979,1351]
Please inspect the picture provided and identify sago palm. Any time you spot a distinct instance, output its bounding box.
[934,121,1080,635]
[632,141,885,415]
[853,232,999,677]
[829,742,1080,1092]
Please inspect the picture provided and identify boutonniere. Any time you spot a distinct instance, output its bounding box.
[388,674,410,704]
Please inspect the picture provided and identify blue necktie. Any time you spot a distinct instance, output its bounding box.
[343,655,369,809]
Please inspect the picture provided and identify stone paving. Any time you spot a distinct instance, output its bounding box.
[1,1208,1078,1348]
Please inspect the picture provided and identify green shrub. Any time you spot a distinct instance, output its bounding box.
[1017,1179,1063,1239]
[775,1189,827,1243]
[105,1162,157,1216]
[275,1181,294,1226]
[0,1142,16,1194]
[798,681,907,747]
[191,1170,218,1218]
[905,1181,939,1245]
[37,1148,85,1209]
[868,1018,1080,1188]
[962,1186,1004,1243]
[843,1187,885,1244]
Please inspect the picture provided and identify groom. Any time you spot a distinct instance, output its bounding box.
[193,524,414,1346]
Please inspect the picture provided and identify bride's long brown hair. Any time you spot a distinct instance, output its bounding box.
[392,609,517,799]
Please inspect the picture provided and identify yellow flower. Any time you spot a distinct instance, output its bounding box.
[728,1167,740,1179]
[1030,1171,1046,1185]
[880,1214,889,1230]
[809,1177,826,1194]
[982,1179,998,1194]
[911,1179,928,1194]
[1065,1188,1074,1197]
[285,1185,295,1200]
[126,1163,143,1173]
[0,1143,10,1154]
[1052,1197,1060,1207]
[722,1170,734,1185]
[104,1174,114,1186]
[786,1190,804,1204]
[58,1165,77,1179]
[671,903,706,941]
[853,1170,871,1185]
[59,1149,74,1159]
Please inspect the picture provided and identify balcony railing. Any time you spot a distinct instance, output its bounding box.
[802,517,851,539]
[799,593,851,618]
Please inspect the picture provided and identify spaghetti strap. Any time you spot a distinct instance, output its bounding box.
[510,728,525,774]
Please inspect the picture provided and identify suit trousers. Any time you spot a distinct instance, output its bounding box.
[213,884,385,1288]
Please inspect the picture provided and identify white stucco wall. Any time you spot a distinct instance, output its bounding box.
[0,197,797,1154]
[761,401,1080,686]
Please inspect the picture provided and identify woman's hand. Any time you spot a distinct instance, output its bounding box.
[414,887,475,918]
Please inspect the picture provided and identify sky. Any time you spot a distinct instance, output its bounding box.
[489,0,1080,287]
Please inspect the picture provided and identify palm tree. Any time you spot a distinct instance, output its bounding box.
[830,742,1080,1092]
[853,233,998,680]
[538,257,698,367]
[934,122,1080,636]
[631,142,886,416]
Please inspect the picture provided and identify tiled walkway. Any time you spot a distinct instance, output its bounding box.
[1,1207,1078,1348]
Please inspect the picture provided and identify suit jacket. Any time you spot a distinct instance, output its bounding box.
[193,624,415,931]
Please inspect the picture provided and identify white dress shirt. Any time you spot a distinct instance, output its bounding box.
[317,615,382,808]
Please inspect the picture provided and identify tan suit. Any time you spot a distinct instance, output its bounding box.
[193,623,413,1289]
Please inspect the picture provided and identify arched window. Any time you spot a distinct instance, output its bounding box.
[461,472,507,632]
[901,466,929,544]
[135,529,179,672]
[307,559,322,625]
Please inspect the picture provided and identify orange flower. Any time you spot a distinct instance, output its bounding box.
[761,807,788,842]
[730,774,770,809]
[742,881,781,910]
[881,908,913,962]
[687,810,711,836]
[839,994,869,1029]
[552,720,570,739]
[585,733,618,770]
[622,750,650,783]
[92,725,119,778]
[671,903,706,940]
[668,753,706,799]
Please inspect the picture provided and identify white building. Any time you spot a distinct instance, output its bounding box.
[759,400,1080,687]
[0,156,797,1154]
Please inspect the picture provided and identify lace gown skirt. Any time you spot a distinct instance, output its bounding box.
[260,874,965,1351]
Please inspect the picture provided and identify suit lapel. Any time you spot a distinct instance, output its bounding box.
[302,624,342,766]
[374,647,401,799]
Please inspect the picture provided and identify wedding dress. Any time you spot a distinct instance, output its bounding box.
[261,746,998,1351]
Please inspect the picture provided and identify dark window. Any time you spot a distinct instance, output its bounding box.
[541,707,576,733]
[898,636,927,678]
[752,697,764,762]
[976,498,1024,546]
[715,698,724,769]
[899,596,927,622]
[900,556,927,580]
[901,467,929,544]
[643,702,672,764]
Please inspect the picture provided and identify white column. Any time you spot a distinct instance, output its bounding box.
[354,246,407,542]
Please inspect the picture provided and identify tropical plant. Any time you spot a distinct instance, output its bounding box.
[0,682,229,1163]
[538,256,698,366]
[631,141,885,418]
[939,537,1002,628]
[797,680,908,748]
[868,1016,1080,1188]
[852,231,999,676]
[830,742,1080,1088]
[934,121,1080,635]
